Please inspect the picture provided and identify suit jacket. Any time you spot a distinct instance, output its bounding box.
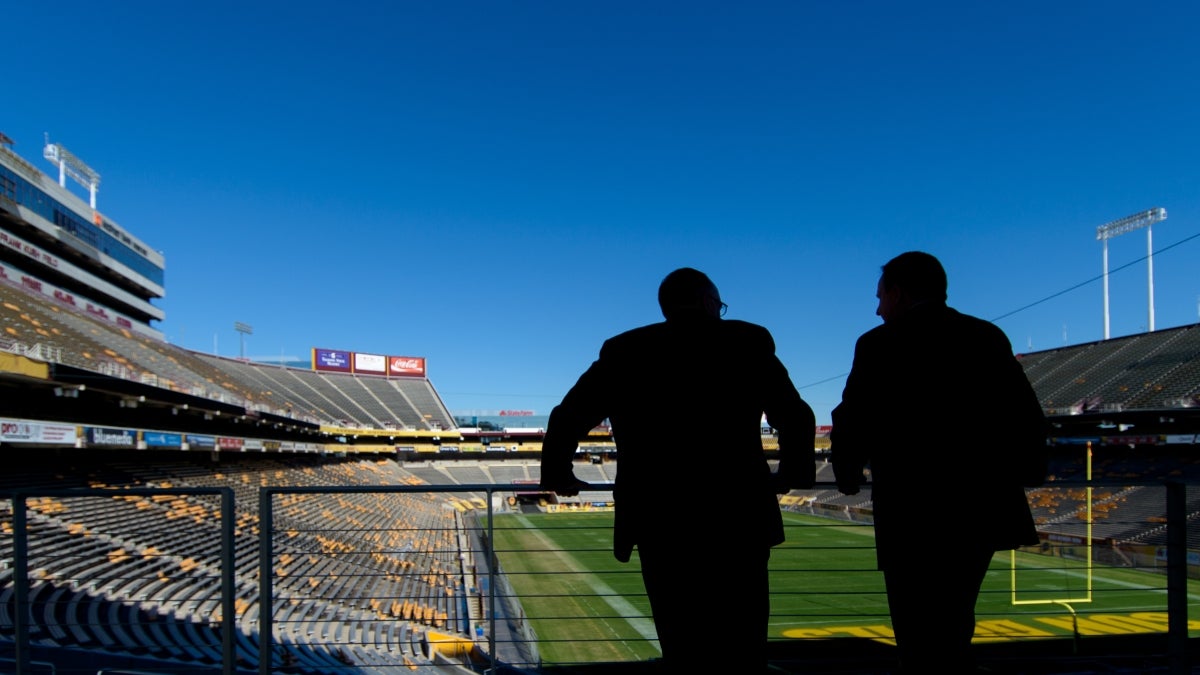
[540,316,816,562]
[830,302,1048,569]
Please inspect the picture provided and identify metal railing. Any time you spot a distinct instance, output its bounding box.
[2,479,1196,675]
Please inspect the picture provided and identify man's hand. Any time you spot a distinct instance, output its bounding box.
[832,462,864,496]
[539,475,590,497]
[835,472,862,496]
[772,465,815,494]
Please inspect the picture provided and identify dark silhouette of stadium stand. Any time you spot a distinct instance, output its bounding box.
[1033,330,1191,412]
[1016,323,1200,414]
[1078,330,1195,408]
[1122,325,1200,409]
[1029,341,1127,411]
[1022,451,1200,572]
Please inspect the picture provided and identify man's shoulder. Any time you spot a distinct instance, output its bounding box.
[606,322,666,343]
[854,321,890,345]
[603,319,774,350]
[944,307,1011,342]
[718,317,771,335]
[853,305,995,345]
[598,323,667,356]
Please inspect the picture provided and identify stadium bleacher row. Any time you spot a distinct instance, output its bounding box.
[1018,323,1200,413]
[1,452,486,673]
[0,278,456,431]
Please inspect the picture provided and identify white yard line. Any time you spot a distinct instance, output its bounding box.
[514,515,660,649]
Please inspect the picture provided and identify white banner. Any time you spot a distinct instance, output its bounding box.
[0,419,77,444]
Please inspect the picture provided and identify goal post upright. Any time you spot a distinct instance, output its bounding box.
[1009,441,1094,607]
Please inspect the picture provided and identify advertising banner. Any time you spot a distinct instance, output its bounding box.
[354,352,387,374]
[142,431,183,449]
[0,419,77,444]
[186,434,216,450]
[1102,434,1161,446]
[313,348,352,373]
[217,436,244,451]
[314,347,426,377]
[85,426,136,448]
[389,356,426,377]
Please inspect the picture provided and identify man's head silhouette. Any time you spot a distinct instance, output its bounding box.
[658,267,725,320]
[876,251,947,323]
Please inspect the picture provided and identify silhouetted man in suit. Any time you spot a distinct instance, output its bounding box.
[539,267,816,672]
[831,251,1048,674]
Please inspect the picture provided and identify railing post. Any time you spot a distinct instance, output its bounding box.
[258,487,274,675]
[1166,479,1188,675]
[486,487,498,674]
[12,493,29,674]
[220,487,237,675]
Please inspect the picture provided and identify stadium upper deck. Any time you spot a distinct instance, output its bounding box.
[0,133,164,338]
[0,133,455,444]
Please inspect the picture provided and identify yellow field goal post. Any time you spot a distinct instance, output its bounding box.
[1009,441,1094,610]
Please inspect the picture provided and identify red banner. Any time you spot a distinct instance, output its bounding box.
[388,356,426,377]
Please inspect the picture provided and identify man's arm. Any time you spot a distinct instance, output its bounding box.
[772,403,816,493]
[539,360,608,497]
[829,402,864,495]
[995,337,1051,488]
[759,334,816,492]
[829,335,875,495]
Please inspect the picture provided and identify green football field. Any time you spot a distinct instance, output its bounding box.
[487,510,1200,665]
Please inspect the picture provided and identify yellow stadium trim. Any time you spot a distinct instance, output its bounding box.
[0,352,51,379]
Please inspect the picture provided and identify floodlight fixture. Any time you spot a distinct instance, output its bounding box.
[1095,207,1167,339]
[234,321,254,359]
[43,134,101,209]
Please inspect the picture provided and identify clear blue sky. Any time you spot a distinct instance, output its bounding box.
[7,1,1200,424]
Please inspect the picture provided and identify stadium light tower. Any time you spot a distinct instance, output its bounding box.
[234,321,253,360]
[43,133,101,209]
[1096,207,1167,340]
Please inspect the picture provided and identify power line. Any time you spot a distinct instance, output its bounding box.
[798,230,1200,392]
[990,230,1200,323]
[797,372,849,390]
